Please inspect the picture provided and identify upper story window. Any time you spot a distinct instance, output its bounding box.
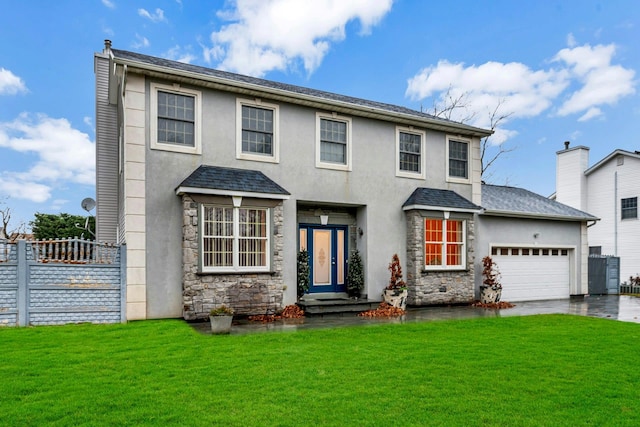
[447,136,470,182]
[424,217,466,270]
[396,127,425,179]
[621,197,638,220]
[150,83,201,154]
[316,113,352,171]
[236,98,279,163]
[201,204,270,272]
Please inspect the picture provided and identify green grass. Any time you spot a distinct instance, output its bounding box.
[1,315,639,426]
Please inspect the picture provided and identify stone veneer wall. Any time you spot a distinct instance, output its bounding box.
[182,195,285,320]
[405,210,475,305]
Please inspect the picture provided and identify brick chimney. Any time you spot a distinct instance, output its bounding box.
[555,141,589,211]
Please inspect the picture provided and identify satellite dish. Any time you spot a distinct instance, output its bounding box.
[81,197,96,213]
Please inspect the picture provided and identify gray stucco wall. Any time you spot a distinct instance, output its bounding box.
[141,79,481,317]
[475,215,585,297]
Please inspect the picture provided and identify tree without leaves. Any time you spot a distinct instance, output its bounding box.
[426,87,515,179]
[0,198,27,240]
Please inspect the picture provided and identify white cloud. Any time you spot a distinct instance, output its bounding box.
[132,34,150,49]
[163,45,197,64]
[138,8,167,23]
[207,0,393,77]
[554,43,636,117]
[0,68,28,95]
[0,114,95,203]
[567,33,577,48]
[578,107,603,122]
[405,39,637,142]
[102,0,115,9]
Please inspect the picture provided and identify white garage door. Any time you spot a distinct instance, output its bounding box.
[492,247,570,302]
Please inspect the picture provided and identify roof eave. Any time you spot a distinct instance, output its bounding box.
[482,209,599,222]
[402,204,483,214]
[175,186,290,200]
[112,55,493,138]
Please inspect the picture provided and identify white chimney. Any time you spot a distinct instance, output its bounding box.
[555,141,589,211]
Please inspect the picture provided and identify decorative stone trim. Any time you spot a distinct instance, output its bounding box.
[405,210,475,305]
[181,195,285,319]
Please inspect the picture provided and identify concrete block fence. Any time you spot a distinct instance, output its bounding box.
[0,239,125,326]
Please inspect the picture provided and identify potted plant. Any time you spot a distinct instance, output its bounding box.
[297,250,310,299]
[383,254,408,310]
[209,305,234,334]
[480,255,502,304]
[346,249,364,298]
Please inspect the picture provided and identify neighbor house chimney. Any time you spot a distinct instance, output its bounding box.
[103,39,112,54]
[556,142,589,211]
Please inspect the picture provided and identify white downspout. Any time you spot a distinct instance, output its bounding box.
[614,171,618,256]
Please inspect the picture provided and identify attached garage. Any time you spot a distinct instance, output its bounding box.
[476,184,598,302]
[492,246,571,301]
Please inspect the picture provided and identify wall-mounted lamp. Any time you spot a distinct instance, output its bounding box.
[320,215,329,226]
[533,233,540,239]
[358,227,364,237]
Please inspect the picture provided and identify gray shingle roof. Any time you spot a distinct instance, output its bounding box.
[482,184,597,220]
[176,165,290,197]
[110,48,491,136]
[403,188,482,211]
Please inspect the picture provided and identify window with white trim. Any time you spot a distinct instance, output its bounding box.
[621,197,637,220]
[236,99,279,163]
[316,113,352,171]
[424,217,466,269]
[396,127,425,179]
[150,83,201,154]
[201,205,270,272]
[447,137,469,181]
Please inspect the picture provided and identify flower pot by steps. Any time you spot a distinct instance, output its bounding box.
[210,315,233,334]
[383,288,408,310]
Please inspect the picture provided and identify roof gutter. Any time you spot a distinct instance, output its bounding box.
[175,186,290,200]
[402,204,483,214]
[482,209,600,222]
[112,56,493,138]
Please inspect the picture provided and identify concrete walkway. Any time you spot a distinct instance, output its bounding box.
[192,295,640,335]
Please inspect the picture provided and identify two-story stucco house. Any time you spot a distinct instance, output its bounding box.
[95,40,495,320]
[94,41,594,321]
[555,142,640,282]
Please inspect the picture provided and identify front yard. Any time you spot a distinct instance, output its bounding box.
[1,315,639,426]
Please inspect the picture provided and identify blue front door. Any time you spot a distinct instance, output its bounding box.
[299,225,347,294]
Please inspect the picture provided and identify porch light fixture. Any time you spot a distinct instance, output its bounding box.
[320,215,329,225]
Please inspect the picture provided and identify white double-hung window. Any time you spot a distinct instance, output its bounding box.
[316,112,352,171]
[396,127,425,179]
[236,98,279,163]
[201,205,270,272]
[150,83,201,154]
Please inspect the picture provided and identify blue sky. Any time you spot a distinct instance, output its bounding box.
[1,0,638,232]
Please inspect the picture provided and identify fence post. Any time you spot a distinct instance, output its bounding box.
[16,240,28,326]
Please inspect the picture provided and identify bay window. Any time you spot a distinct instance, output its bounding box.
[201,205,270,272]
[424,218,466,269]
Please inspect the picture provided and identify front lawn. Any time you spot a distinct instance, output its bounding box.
[1,315,639,426]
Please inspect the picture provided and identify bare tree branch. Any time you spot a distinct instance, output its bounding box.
[0,198,26,241]
[480,99,515,177]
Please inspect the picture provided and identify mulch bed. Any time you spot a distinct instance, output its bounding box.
[248,305,305,323]
[358,302,405,318]
[471,301,516,309]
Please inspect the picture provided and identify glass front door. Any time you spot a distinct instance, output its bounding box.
[299,225,347,294]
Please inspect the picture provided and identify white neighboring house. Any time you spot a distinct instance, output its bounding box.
[555,142,640,282]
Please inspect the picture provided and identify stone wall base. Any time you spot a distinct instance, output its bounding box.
[183,274,284,320]
[409,270,474,305]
